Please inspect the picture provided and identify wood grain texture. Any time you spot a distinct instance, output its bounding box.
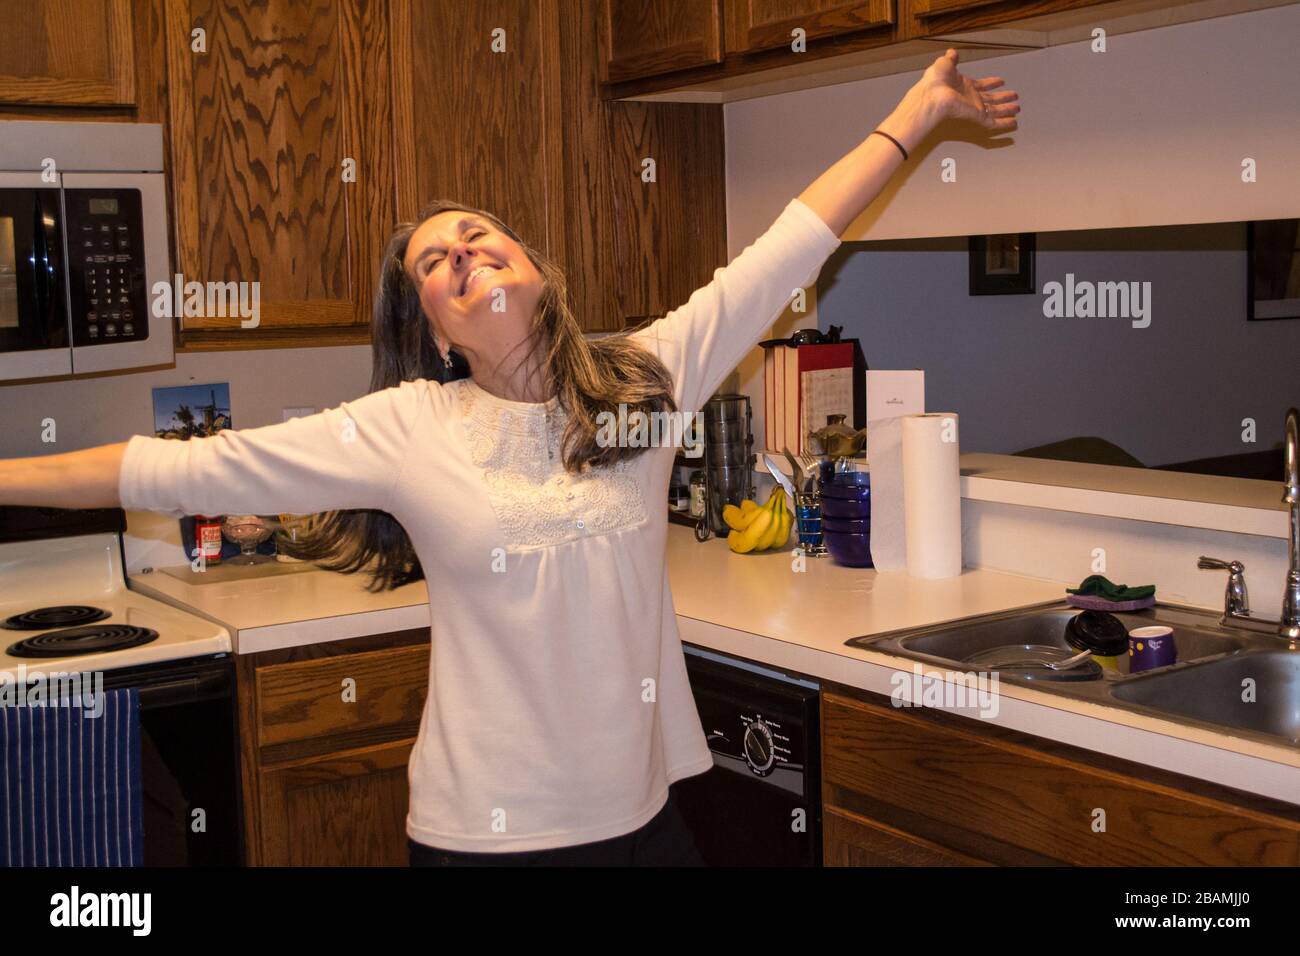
[397,0,553,260]
[726,0,895,54]
[259,739,414,865]
[605,100,727,322]
[0,0,136,106]
[600,0,1123,97]
[236,628,429,866]
[600,0,724,84]
[256,643,430,748]
[902,0,1112,36]
[822,689,1300,866]
[824,805,991,865]
[166,0,383,336]
[910,0,1006,15]
[176,324,373,350]
[554,0,616,331]
[339,0,395,325]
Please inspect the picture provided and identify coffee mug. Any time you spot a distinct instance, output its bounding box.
[1128,625,1177,672]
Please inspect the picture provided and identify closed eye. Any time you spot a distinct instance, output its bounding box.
[421,229,487,279]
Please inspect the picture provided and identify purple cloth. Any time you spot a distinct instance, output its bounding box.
[1066,593,1156,612]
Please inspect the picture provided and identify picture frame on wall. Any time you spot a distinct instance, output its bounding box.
[969,233,1036,295]
[1246,218,1300,321]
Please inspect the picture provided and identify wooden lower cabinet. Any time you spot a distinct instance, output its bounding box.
[236,629,430,866]
[258,740,415,867]
[822,685,1300,866]
[824,806,990,866]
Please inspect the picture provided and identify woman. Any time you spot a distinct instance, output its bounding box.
[0,50,1017,866]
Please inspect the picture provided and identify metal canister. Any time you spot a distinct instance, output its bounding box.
[701,394,754,536]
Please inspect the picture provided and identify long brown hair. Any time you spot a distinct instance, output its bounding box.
[285,200,677,591]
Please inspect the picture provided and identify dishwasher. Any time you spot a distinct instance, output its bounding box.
[674,646,821,866]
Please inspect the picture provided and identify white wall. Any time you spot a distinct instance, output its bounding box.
[0,345,374,569]
[0,345,373,458]
[964,498,1293,619]
[817,223,1300,465]
[723,4,1300,598]
[724,5,1300,455]
[724,4,1300,246]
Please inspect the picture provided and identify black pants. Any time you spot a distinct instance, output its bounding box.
[408,787,705,867]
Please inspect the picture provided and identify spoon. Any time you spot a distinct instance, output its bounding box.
[1041,649,1094,670]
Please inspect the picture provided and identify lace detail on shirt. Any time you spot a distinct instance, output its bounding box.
[457,379,649,551]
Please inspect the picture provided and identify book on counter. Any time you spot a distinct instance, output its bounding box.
[763,339,866,455]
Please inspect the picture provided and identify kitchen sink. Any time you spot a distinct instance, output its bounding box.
[847,602,1298,748]
[1112,651,1300,745]
[854,603,1247,681]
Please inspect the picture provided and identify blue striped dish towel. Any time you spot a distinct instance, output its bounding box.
[1,688,144,867]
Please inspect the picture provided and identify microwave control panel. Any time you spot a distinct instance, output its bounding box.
[64,188,149,346]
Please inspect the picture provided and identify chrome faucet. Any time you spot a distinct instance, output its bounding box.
[1199,407,1300,647]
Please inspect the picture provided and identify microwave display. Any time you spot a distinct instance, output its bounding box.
[64,188,149,347]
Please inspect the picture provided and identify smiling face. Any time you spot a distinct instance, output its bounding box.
[401,210,544,372]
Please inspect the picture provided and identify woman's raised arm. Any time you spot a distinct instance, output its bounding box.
[631,49,1019,414]
[798,48,1019,235]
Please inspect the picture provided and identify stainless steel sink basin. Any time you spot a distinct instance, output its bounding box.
[846,602,1298,748]
[1111,651,1300,744]
[858,603,1246,681]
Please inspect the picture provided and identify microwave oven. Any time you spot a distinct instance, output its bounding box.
[0,121,172,382]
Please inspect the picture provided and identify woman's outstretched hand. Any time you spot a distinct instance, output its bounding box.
[918,47,1020,132]
[798,47,1022,235]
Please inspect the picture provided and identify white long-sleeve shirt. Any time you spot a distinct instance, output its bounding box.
[120,197,842,852]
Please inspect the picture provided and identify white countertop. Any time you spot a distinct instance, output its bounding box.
[665,526,1299,805]
[128,563,429,654]
[127,525,1300,806]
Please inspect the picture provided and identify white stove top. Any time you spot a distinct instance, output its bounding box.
[0,532,231,681]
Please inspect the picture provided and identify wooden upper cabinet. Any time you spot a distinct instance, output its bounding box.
[910,0,1007,17]
[605,101,727,325]
[907,0,1111,36]
[165,0,393,344]
[390,0,557,263]
[726,0,895,55]
[0,0,135,106]
[600,0,723,84]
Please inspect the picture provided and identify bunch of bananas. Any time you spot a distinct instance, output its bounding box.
[722,487,791,554]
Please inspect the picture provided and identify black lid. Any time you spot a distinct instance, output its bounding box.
[1065,610,1129,656]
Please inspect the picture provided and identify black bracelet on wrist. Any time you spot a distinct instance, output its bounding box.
[870,129,908,161]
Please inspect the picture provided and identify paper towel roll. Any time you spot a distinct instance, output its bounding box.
[901,413,962,579]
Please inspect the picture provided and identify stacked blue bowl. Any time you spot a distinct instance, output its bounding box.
[821,470,871,567]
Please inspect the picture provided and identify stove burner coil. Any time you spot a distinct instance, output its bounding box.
[1,605,111,631]
[6,624,159,658]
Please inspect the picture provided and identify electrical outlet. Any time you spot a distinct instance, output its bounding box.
[282,407,317,422]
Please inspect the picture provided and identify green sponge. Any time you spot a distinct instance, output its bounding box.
[1066,575,1155,601]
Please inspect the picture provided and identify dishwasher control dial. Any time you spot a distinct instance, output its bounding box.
[743,719,776,776]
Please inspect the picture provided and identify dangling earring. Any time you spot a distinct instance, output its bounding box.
[442,351,453,370]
